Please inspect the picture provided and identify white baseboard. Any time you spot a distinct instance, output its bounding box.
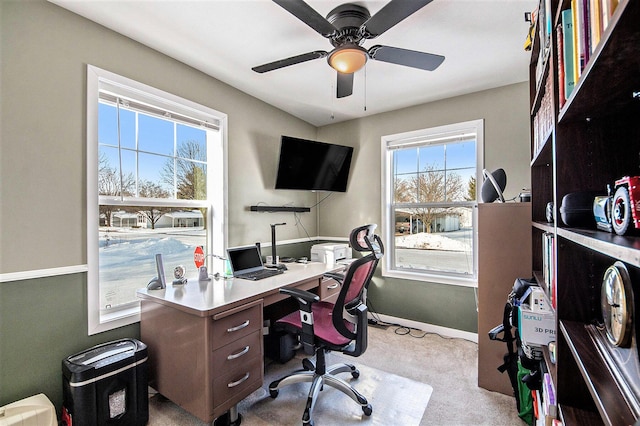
[370,313,478,343]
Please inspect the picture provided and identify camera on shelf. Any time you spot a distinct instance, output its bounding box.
[593,176,640,236]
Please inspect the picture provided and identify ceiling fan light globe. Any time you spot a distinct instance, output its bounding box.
[328,47,367,73]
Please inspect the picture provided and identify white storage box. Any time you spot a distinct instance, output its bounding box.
[0,393,56,426]
[310,243,351,264]
[529,286,551,313]
[519,303,556,346]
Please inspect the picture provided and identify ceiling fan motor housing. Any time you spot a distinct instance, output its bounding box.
[326,3,370,47]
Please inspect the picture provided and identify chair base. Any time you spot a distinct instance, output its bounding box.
[268,350,372,426]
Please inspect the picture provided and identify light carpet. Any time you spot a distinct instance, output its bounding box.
[148,351,432,425]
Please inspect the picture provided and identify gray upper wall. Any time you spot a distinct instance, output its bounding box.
[1,0,530,275]
[0,0,531,409]
[0,0,320,274]
[317,82,531,238]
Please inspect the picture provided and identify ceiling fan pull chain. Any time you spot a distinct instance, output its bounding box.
[364,65,367,112]
[330,79,335,120]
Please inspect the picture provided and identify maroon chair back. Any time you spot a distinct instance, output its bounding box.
[331,224,384,356]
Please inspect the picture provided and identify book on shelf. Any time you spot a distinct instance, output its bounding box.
[589,0,602,51]
[561,9,575,103]
[572,0,585,82]
[532,74,554,157]
[561,0,620,95]
[556,23,565,108]
[542,232,556,309]
[542,373,558,423]
[533,0,553,89]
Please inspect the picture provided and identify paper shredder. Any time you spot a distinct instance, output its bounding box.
[61,338,148,426]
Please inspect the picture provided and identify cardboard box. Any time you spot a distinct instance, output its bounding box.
[519,303,556,346]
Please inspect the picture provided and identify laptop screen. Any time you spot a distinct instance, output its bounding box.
[227,245,264,276]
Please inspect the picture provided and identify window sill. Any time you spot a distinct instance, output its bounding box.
[382,269,478,288]
[89,304,140,335]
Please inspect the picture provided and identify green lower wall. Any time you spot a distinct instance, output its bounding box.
[0,237,476,415]
[367,275,478,332]
[0,274,139,410]
[270,240,479,332]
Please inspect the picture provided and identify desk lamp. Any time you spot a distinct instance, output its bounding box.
[269,223,286,269]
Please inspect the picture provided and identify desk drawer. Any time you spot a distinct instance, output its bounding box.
[211,300,262,351]
[212,330,262,376]
[212,355,262,408]
[319,277,341,303]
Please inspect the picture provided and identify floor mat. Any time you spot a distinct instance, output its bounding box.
[237,353,433,426]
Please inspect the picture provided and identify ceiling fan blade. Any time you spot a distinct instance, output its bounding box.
[369,45,444,71]
[363,0,433,38]
[273,0,337,37]
[336,72,354,98]
[252,51,327,73]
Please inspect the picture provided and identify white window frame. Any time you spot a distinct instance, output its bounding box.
[86,65,228,334]
[380,119,484,287]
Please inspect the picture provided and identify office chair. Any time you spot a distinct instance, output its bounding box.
[268,224,384,426]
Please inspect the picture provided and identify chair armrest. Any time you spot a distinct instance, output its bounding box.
[323,272,344,283]
[342,303,368,357]
[279,287,320,355]
[279,287,319,310]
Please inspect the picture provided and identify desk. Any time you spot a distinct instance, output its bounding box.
[137,261,343,423]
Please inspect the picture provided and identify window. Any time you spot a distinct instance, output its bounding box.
[87,65,227,334]
[381,120,483,286]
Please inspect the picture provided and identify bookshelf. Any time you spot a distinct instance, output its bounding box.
[529,0,640,424]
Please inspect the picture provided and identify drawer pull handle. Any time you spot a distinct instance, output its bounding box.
[227,346,250,360]
[327,283,339,290]
[227,320,250,333]
[227,372,250,388]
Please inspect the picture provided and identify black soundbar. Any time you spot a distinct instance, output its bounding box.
[250,205,310,213]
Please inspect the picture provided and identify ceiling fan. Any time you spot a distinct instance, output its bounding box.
[252,0,445,98]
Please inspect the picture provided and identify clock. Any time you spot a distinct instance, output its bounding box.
[173,265,187,285]
[601,261,634,347]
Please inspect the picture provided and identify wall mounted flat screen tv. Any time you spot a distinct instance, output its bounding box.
[275,136,353,192]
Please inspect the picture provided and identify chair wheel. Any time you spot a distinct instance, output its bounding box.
[302,358,315,371]
[269,389,279,398]
[351,369,360,379]
[362,404,372,416]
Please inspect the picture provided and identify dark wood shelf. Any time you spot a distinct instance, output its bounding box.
[533,221,554,233]
[559,404,602,426]
[531,128,553,167]
[529,1,640,424]
[556,227,640,269]
[559,0,640,123]
[561,321,638,425]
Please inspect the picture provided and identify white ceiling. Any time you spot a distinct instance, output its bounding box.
[50,0,536,127]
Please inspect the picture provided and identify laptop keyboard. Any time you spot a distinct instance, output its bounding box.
[236,268,284,281]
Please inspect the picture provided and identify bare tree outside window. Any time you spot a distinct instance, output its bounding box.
[98,152,134,227]
[137,180,172,229]
[394,164,468,235]
[383,120,482,281]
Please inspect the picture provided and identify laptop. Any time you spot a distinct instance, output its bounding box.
[226,245,284,281]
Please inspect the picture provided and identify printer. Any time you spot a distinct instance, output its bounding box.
[310,243,352,264]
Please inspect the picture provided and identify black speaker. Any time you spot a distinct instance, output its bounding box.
[559,191,600,228]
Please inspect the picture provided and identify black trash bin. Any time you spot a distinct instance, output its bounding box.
[61,338,148,426]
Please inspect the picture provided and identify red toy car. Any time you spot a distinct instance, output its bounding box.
[593,176,640,235]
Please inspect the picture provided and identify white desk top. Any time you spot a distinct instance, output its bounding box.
[137,261,343,317]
